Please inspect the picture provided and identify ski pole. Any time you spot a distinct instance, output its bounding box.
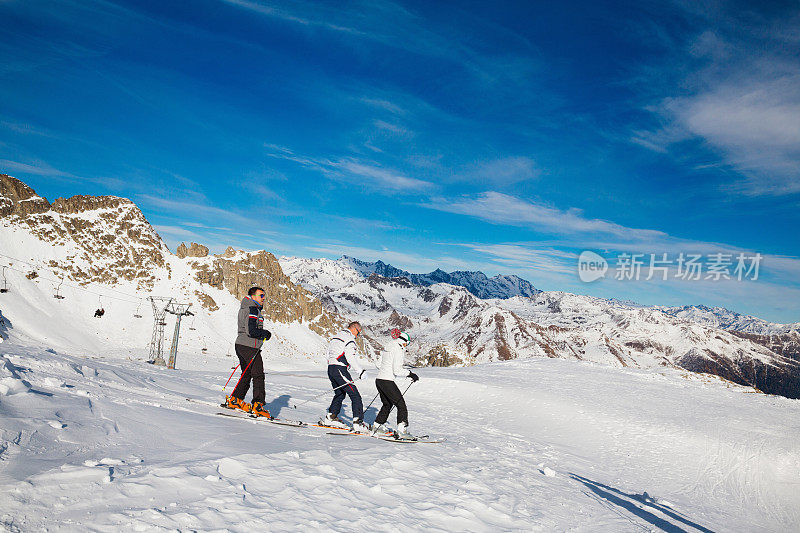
[222,364,241,391]
[365,391,380,412]
[291,380,355,410]
[228,357,255,397]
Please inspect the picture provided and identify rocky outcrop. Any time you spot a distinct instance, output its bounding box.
[677,347,800,399]
[0,174,50,216]
[176,242,209,259]
[189,249,342,338]
[0,174,168,288]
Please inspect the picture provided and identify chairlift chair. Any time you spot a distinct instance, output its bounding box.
[133,299,143,319]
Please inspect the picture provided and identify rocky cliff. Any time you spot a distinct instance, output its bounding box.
[1,174,168,288]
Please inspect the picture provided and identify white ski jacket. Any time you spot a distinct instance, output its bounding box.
[326,329,364,375]
[376,338,408,381]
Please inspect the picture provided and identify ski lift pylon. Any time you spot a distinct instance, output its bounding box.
[0,266,9,293]
[53,276,65,299]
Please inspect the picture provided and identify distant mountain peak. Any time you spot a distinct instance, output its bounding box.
[331,254,539,299]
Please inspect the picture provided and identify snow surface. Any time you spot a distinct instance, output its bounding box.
[2,333,799,531]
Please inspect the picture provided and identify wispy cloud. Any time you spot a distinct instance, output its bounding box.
[633,7,800,196]
[219,0,540,95]
[0,158,74,178]
[152,224,207,242]
[137,194,254,227]
[459,156,541,186]
[265,144,435,193]
[422,191,667,240]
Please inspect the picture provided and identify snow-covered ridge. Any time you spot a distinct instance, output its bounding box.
[337,255,541,299]
[657,304,800,335]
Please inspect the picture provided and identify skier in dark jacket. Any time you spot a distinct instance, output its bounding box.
[226,286,272,417]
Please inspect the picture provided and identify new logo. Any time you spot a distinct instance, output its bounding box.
[578,251,608,282]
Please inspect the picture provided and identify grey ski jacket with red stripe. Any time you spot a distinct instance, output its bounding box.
[235,296,271,349]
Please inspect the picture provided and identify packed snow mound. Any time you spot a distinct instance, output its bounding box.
[1,339,798,531]
[0,354,30,396]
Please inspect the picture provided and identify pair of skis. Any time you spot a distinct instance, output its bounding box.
[327,430,445,444]
[186,398,444,443]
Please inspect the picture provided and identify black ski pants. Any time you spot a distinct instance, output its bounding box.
[232,344,265,404]
[374,379,408,426]
[327,365,363,421]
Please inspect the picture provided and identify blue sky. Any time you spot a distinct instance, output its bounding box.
[1,0,799,322]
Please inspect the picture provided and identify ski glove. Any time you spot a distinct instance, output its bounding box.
[408,372,419,382]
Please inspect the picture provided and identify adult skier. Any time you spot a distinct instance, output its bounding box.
[320,321,369,433]
[226,286,272,417]
[372,331,419,438]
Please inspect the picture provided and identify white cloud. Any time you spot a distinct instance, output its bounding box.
[336,159,433,192]
[0,158,74,178]
[265,145,434,193]
[422,191,667,240]
[634,12,800,197]
[462,156,540,186]
[446,242,577,274]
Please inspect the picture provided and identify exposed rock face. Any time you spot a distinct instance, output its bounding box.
[188,249,342,338]
[0,174,168,288]
[731,331,800,363]
[0,174,50,216]
[677,346,800,398]
[176,242,209,259]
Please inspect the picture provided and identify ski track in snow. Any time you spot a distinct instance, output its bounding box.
[1,340,800,532]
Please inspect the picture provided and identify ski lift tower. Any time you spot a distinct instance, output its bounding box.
[148,296,173,366]
[165,301,193,370]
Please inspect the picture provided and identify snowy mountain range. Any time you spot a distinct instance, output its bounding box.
[340,255,540,299]
[2,172,799,399]
[658,304,799,336]
[280,255,800,398]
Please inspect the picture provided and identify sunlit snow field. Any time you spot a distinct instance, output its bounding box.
[2,332,799,532]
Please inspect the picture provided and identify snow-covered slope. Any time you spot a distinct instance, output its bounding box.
[1,338,798,531]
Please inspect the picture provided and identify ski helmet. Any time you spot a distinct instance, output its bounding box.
[390,328,400,339]
[399,331,411,343]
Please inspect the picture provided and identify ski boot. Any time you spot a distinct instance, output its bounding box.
[351,418,369,434]
[251,401,272,419]
[395,422,415,440]
[225,395,251,413]
[319,412,349,429]
[370,423,394,437]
